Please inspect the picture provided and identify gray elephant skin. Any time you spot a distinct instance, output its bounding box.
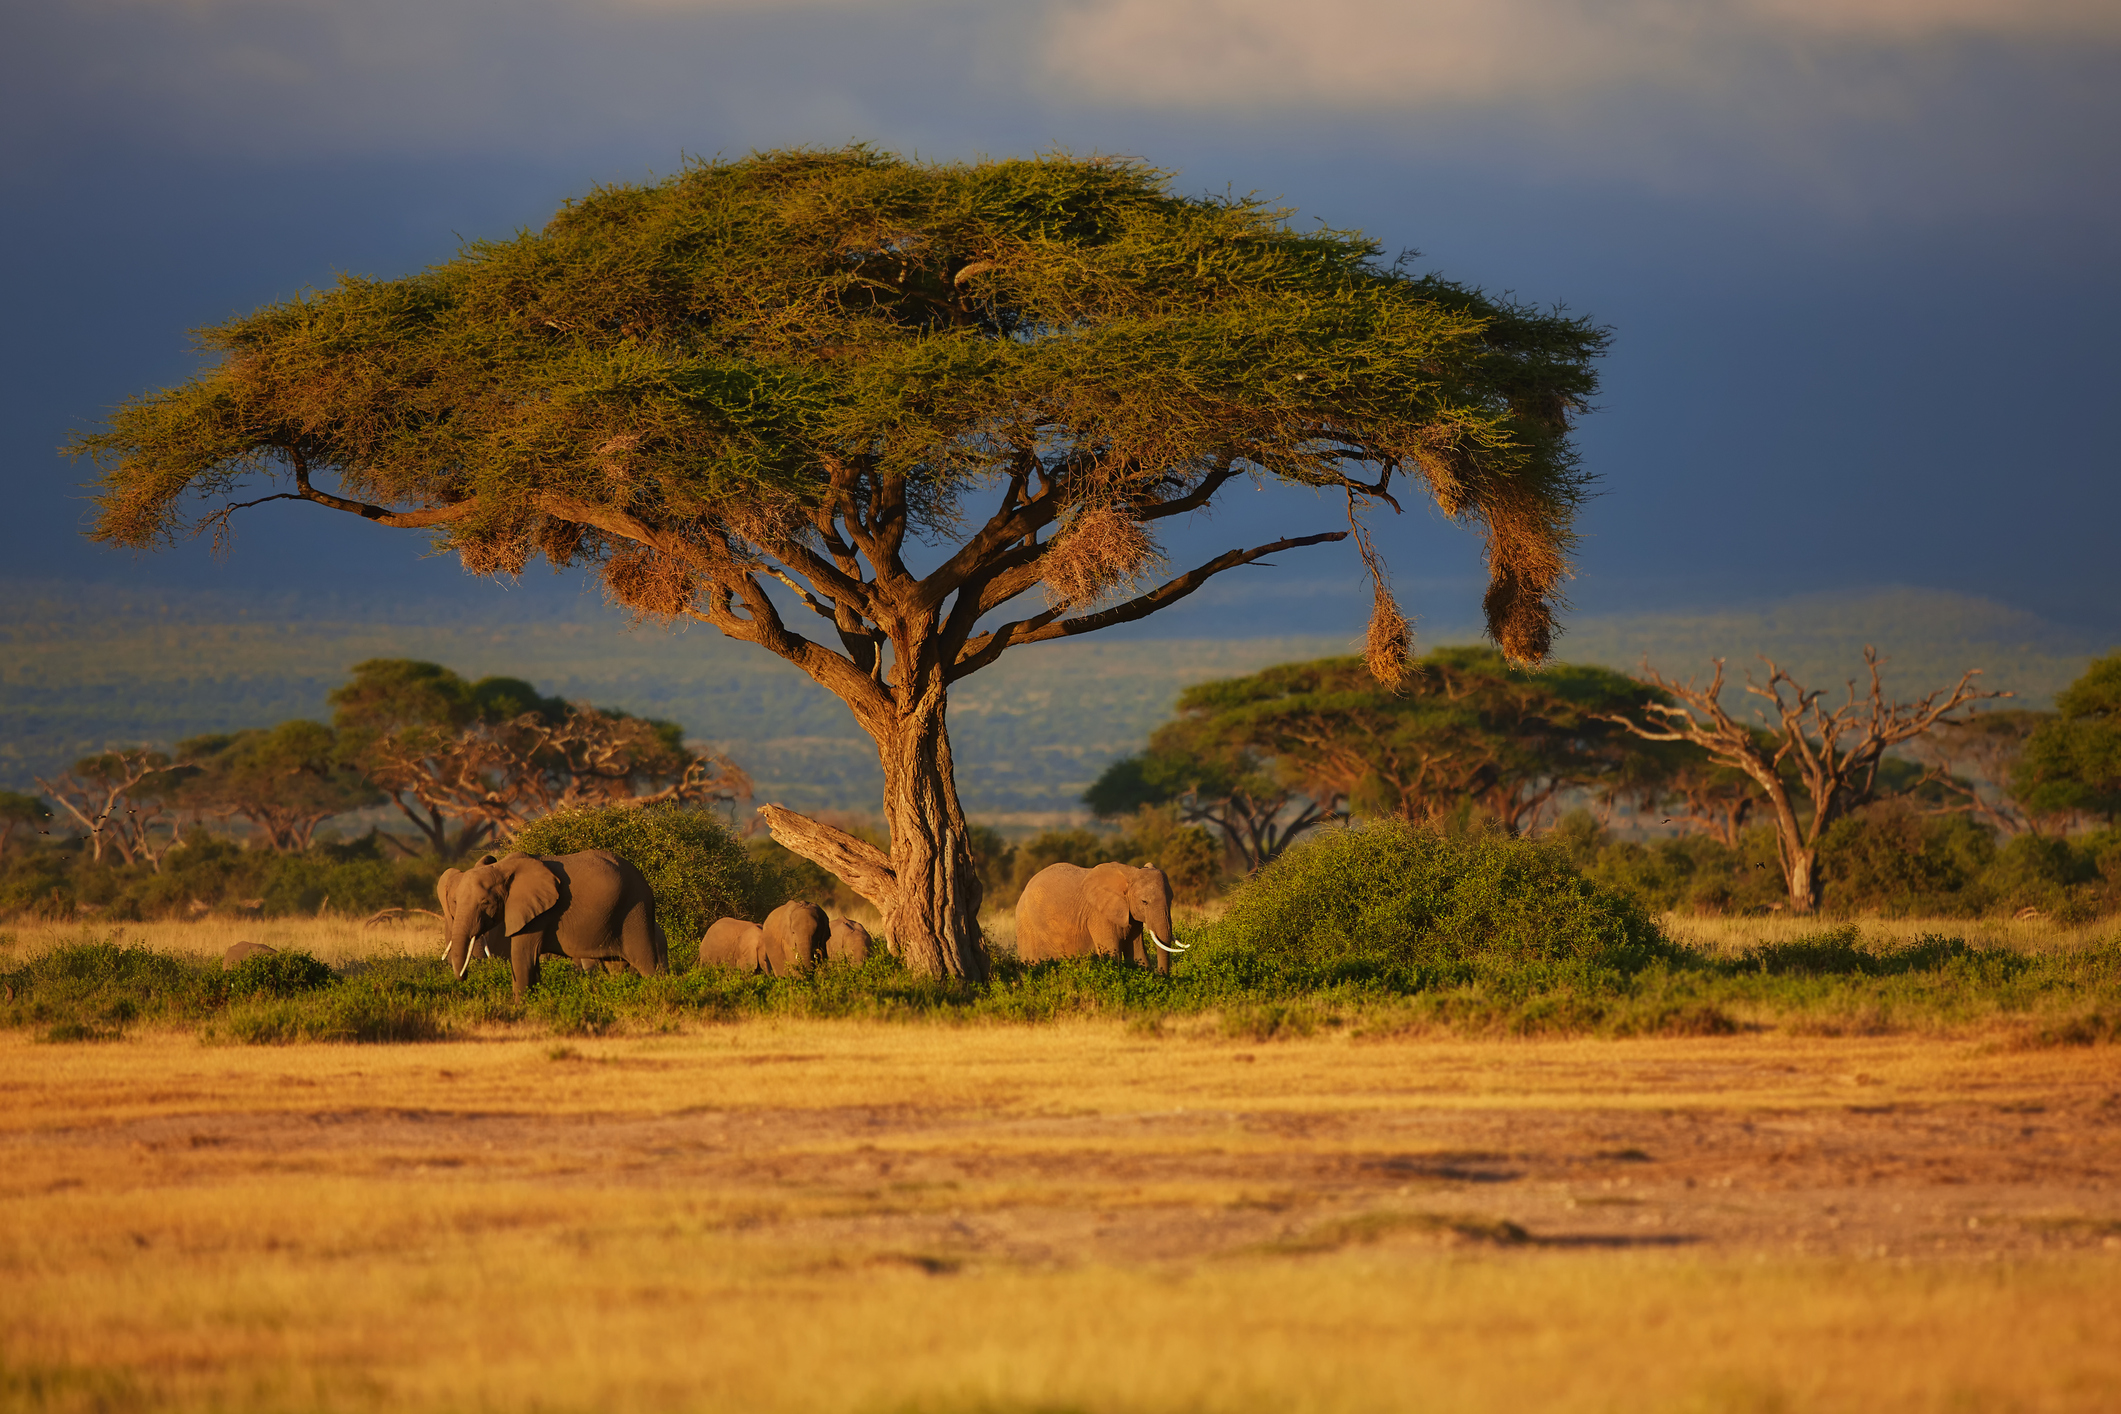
[440,849,667,1000]
[764,900,830,973]
[698,901,836,974]
[1015,862,1183,973]
[699,917,766,972]
[827,916,872,964]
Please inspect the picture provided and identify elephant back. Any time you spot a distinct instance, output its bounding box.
[762,900,830,974]
[700,917,766,972]
[222,941,279,971]
[827,916,872,964]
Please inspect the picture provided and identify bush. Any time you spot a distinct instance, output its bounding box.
[1188,818,1675,992]
[509,803,755,970]
[1818,804,1994,916]
[225,949,336,999]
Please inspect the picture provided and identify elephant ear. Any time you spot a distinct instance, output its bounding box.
[1092,867,1136,932]
[436,868,462,930]
[500,857,561,935]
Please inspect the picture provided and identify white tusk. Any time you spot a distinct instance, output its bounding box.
[1148,929,1188,955]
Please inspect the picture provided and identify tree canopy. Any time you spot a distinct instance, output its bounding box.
[70,147,1607,975]
[2013,654,2121,824]
[1091,646,1660,865]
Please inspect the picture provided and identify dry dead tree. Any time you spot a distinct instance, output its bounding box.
[1600,647,2003,912]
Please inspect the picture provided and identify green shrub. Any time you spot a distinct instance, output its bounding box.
[1818,804,1994,916]
[1188,818,1675,992]
[225,949,335,999]
[1,941,216,1034]
[510,804,755,970]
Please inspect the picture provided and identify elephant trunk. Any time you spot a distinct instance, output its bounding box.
[1144,902,1185,955]
[444,914,483,980]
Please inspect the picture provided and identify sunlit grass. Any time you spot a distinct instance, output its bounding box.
[3,1027,2118,1413]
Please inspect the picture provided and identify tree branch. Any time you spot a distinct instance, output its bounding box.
[756,803,898,914]
[947,530,1348,680]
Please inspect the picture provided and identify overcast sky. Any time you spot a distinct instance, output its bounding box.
[4,0,2116,641]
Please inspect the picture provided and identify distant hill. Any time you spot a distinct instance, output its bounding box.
[1,578,2105,821]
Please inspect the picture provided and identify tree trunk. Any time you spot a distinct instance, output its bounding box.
[760,695,988,981]
[876,694,986,979]
[1784,847,1819,914]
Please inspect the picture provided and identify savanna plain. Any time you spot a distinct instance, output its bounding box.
[4,920,2120,1414]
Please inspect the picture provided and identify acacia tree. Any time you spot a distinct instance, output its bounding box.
[177,722,382,851]
[72,149,1604,977]
[1085,715,1338,872]
[331,659,746,854]
[0,791,52,857]
[2010,654,2121,826]
[1149,648,1655,835]
[1601,650,2000,913]
[35,749,194,869]
[1899,708,2052,835]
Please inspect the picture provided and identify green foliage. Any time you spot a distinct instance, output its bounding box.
[1816,804,1996,917]
[2014,652,2121,823]
[508,803,755,969]
[76,149,1606,674]
[175,721,379,851]
[225,948,335,998]
[2,942,219,1037]
[1561,807,2121,921]
[5,923,2118,1045]
[1186,817,1675,993]
[1131,648,1669,844]
[0,831,447,923]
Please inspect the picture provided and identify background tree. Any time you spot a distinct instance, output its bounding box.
[2010,654,2121,826]
[35,749,195,869]
[175,722,382,852]
[0,791,52,857]
[73,148,1605,976]
[1152,648,1655,835]
[1895,708,2051,836]
[1601,649,2000,913]
[331,659,747,854]
[1086,711,1336,872]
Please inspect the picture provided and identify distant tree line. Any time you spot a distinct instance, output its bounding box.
[1043,644,2121,920]
[1,660,746,922]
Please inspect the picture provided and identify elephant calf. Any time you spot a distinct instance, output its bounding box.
[699,917,767,972]
[439,849,667,1001]
[698,901,835,975]
[222,942,278,970]
[1016,862,1183,973]
[827,916,872,964]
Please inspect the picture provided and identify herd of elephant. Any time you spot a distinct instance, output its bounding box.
[220,847,1188,1000]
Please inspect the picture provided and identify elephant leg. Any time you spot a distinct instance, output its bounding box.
[620,903,662,979]
[510,934,542,1001]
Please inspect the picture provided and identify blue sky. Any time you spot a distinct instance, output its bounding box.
[5,0,2116,640]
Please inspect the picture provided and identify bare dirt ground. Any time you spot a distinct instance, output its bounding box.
[4,1024,2119,1412]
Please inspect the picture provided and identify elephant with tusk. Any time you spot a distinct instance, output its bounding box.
[1015,861,1184,974]
[437,849,667,1000]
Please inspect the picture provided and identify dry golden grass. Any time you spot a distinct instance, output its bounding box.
[5,1023,2118,1413]
[1661,910,2115,958]
[0,916,442,969]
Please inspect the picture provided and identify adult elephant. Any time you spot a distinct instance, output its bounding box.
[1015,862,1184,974]
[440,850,667,1000]
[761,900,829,975]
